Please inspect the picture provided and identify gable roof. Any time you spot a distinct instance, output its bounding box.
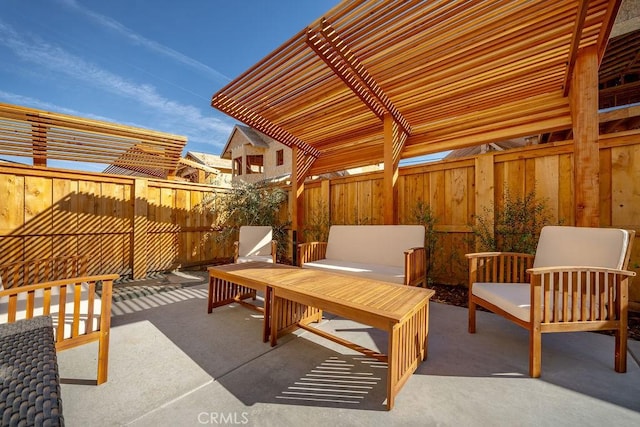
[212,1,621,177]
[219,124,273,159]
[185,151,232,170]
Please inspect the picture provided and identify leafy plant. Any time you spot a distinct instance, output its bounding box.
[204,182,290,260]
[473,188,556,254]
[303,200,331,242]
[412,200,438,285]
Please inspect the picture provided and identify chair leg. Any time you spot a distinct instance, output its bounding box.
[529,328,541,378]
[615,324,628,373]
[97,331,109,385]
[468,300,476,333]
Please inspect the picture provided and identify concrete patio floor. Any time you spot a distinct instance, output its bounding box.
[57,271,640,426]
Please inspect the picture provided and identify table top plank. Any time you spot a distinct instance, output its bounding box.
[208,262,435,326]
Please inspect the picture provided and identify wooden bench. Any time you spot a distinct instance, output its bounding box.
[0,256,118,384]
[298,225,427,287]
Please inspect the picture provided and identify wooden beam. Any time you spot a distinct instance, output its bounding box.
[563,0,589,97]
[315,19,411,135]
[570,46,599,227]
[211,94,320,159]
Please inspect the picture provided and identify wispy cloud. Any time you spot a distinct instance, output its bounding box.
[0,20,233,149]
[58,0,230,84]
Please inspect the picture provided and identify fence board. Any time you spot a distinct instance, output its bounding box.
[0,174,24,235]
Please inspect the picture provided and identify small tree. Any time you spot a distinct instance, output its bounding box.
[303,200,331,242]
[473,188,556,254]
[412,200,438,285]
[205,182,290,261]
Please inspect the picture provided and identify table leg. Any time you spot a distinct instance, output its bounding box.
[262,286,272,343]
[270,294,280,347]
[207,275,214,313]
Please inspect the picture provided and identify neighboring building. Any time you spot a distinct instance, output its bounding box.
[220,125,292,184]
[103,150,232,187]
[178,151,232,187]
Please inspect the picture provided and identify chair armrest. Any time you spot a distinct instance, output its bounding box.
[467,251,534,286]
[298,242,328,266]
[404,247,426,287]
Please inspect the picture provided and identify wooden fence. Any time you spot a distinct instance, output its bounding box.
[1,129,639,304]
[0,163,231,278]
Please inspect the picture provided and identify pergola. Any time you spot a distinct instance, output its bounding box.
[0,103,186,177]
[211,0,622,231]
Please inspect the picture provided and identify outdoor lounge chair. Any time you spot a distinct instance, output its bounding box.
[234,225,277,263]
[466,226,636,377]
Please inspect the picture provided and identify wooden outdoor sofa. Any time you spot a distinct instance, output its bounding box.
[298,225,426,287]
[0,255,118,384]
[467,226,636,377]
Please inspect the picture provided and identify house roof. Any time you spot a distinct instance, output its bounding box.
[219,125,272,159]
[211,1,622,177]
[185,151,232,170]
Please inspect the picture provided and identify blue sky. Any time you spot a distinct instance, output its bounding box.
[0,0,339,171]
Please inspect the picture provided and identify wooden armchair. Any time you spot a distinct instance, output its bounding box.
[0,256,118,384]
[467,226,636,377]
[234,226,277,264]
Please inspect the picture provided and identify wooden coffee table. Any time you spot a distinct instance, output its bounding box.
[207,262,435,410]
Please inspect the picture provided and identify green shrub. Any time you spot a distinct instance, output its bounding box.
[205,182,290,260]
[412,200,438,285]
[303,200,331,242]
[473,188,556,254]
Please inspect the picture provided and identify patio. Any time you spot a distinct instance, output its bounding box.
[57,270,640,426]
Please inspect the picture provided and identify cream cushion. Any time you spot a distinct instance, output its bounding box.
[324,225,425,268]
[0,282,102,339]
[533,226,629,269]
[237,226,274,260]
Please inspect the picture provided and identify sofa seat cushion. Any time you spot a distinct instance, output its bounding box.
[0,283,102,339]
[472,282,531,322]
[236,255,274,264]
[472,282,602,323]
[302,259,404,284]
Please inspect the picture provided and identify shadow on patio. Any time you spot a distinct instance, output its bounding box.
[56,271,640,426]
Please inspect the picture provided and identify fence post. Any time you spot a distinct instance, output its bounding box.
[132,179,149,279]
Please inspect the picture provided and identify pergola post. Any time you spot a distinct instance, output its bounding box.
[570,46,600,227]
[291,145,306,243]
[383,114,401,224]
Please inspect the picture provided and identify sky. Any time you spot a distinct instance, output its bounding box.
[0,0,340,171]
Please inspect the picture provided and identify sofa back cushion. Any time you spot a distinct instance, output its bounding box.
[324,225,425,267]
[238,226,273,257]
[533,226,631,269]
